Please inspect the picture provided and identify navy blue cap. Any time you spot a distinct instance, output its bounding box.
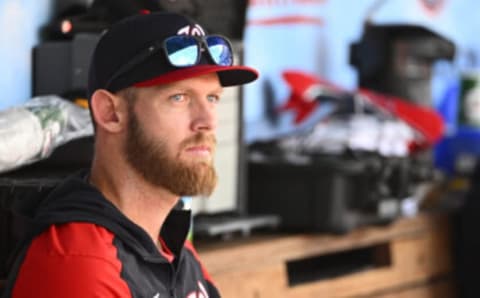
[87,11,258,98]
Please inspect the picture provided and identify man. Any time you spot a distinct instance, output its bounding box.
[2,11,258,297]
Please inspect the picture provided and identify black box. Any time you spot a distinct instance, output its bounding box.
[33,33,100,99]
[247,155,409,234]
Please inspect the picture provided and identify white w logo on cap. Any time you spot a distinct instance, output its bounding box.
[177,24,205,36]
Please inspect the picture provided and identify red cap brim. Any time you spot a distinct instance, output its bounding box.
[134,64,259,88]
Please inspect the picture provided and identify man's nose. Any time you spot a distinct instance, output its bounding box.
[190,97,217,132]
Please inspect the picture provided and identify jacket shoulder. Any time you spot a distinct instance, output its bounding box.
[11,223,131,297]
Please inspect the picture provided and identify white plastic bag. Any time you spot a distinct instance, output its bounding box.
[0,95,93,173]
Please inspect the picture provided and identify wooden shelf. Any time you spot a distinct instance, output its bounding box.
[197,212,457,297]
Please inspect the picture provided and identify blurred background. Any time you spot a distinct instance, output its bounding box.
[3,0,480,297]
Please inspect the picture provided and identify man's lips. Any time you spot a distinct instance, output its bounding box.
[184,144,213,156]
[180,134,217,158]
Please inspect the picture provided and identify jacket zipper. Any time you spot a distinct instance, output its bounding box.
[169,262,177,298]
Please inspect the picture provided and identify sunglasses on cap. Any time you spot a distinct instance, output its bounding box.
[105,35,234,89]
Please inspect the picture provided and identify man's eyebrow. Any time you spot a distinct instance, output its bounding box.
[173,86,224,95]
[152,84,223,95]
[210,87,224,94]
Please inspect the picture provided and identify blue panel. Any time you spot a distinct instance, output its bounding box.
[0,0,51,110]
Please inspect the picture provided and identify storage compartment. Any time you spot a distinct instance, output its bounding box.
[197,213,456,298]
[286,243,391,286]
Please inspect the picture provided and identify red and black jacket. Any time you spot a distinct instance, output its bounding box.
[2,171,220,298]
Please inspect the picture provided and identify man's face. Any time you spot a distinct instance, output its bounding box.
[123,73,221,197]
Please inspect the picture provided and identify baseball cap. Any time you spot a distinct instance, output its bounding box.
[87,11,259,98]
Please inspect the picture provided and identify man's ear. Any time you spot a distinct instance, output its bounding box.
[90,89,128,133]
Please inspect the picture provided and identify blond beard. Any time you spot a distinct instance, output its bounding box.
[125,108,217,197]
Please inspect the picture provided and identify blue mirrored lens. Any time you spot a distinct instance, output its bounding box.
[206,36,233,66]
[164,36,199,67]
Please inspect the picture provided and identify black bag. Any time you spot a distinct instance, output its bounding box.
[0,137,93,283]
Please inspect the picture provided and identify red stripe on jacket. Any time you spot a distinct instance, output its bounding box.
[183,240,216,286]
[12,223,131,298]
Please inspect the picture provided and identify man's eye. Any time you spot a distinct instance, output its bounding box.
[170,94,185,102]
[207,95,220,103]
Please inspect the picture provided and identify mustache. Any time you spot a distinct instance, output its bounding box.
[180,133,217,149]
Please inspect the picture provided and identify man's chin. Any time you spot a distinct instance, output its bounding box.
[180,158,213,169]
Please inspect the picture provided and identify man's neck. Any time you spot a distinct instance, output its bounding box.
[89,157,179,247]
